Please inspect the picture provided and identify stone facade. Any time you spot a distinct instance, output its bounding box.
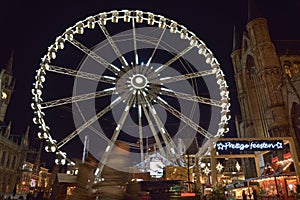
[231,16,300,178]
[0,56,52,197]
[0,62,28,195]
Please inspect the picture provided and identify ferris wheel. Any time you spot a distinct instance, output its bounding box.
[31,10,230,179]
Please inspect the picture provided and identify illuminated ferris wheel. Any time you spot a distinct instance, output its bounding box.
[31,10,230,179]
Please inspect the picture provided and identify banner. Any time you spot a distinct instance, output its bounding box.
[216,140,284,152]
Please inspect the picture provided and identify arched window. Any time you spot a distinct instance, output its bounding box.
[12,156,16,170]
[1,151,6,166]
[291,102,300,147]
[293,61,300,75]
[284,61,292,78]
[6,154,11,168]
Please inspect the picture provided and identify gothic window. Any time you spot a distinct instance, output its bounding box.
[242,37,248,52]
[245,41,248,50]
[283,61,292,78]
[3,77,9,87]
[6,154,11,168]
[291,102,300,148]
[284,65,292,78]
[2,90,10,104]
[246,55,255,79]
[1,91,7,100]
[0,151,6,166]
[293,61,300,75]
[12,156,16,170]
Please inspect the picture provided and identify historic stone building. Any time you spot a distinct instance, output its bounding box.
[0,125,29,195]
[0,55,52,197]
[0,56,30,195]
[231,7,300,178]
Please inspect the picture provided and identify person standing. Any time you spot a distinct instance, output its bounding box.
[26,193,33,200]
[242,190,247,200]
[252,189,257,200]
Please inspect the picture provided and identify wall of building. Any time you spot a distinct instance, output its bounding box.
[0,61,52,197]
[0,133,24,194]
[231,16,300,178]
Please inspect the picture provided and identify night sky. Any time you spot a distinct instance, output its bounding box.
[0,0,299,168]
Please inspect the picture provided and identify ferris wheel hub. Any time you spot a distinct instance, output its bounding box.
[130,74,148,89]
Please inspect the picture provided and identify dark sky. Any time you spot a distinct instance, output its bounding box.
[0,0,299,168]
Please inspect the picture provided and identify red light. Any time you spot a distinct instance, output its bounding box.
[181,193,195,197]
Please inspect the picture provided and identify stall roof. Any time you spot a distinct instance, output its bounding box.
[247,172,297,182]
[57,173,77,183]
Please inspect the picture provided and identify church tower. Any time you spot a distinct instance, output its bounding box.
[245,17,289,137]
[0,52,15,122]
[232,1,289,140]
[230,1,295,178]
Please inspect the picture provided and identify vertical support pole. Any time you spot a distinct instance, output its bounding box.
[195,157,201,192]
[288,137,300,181]
[210,139,217,185]
[254,156,261,177]
[187,154,190,181]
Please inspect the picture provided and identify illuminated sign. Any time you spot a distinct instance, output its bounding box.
[181,193,196,197]
[150,161,164,178]
[284,152,291,159]
[30,179,36,188]
[216,140,284,151]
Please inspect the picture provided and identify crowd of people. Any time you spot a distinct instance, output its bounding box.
[0,191,46,200]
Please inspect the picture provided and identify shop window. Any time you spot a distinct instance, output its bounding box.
[67,186,76,196]
[286,179,297,197]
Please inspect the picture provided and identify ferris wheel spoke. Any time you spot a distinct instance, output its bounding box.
[66,38,121,74]
[97,92,136,175]
[57,92,130,149]
[139,92,166,157]
[98,23,129,67]
[148,45,194,79]
[145,97,176,148]
[75,104,111,143]
[137,92,144,162]
[108,92,136,145]
[47,64,116,84]
[41,88,115,109]
[132,19,139,65]
[74,101,111,143]
[155,96,213,139]
[142,94,180,164]
[153,69,215,84]
[145,28,166,67]
[160,88,222,107]
[115,83,132,94]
